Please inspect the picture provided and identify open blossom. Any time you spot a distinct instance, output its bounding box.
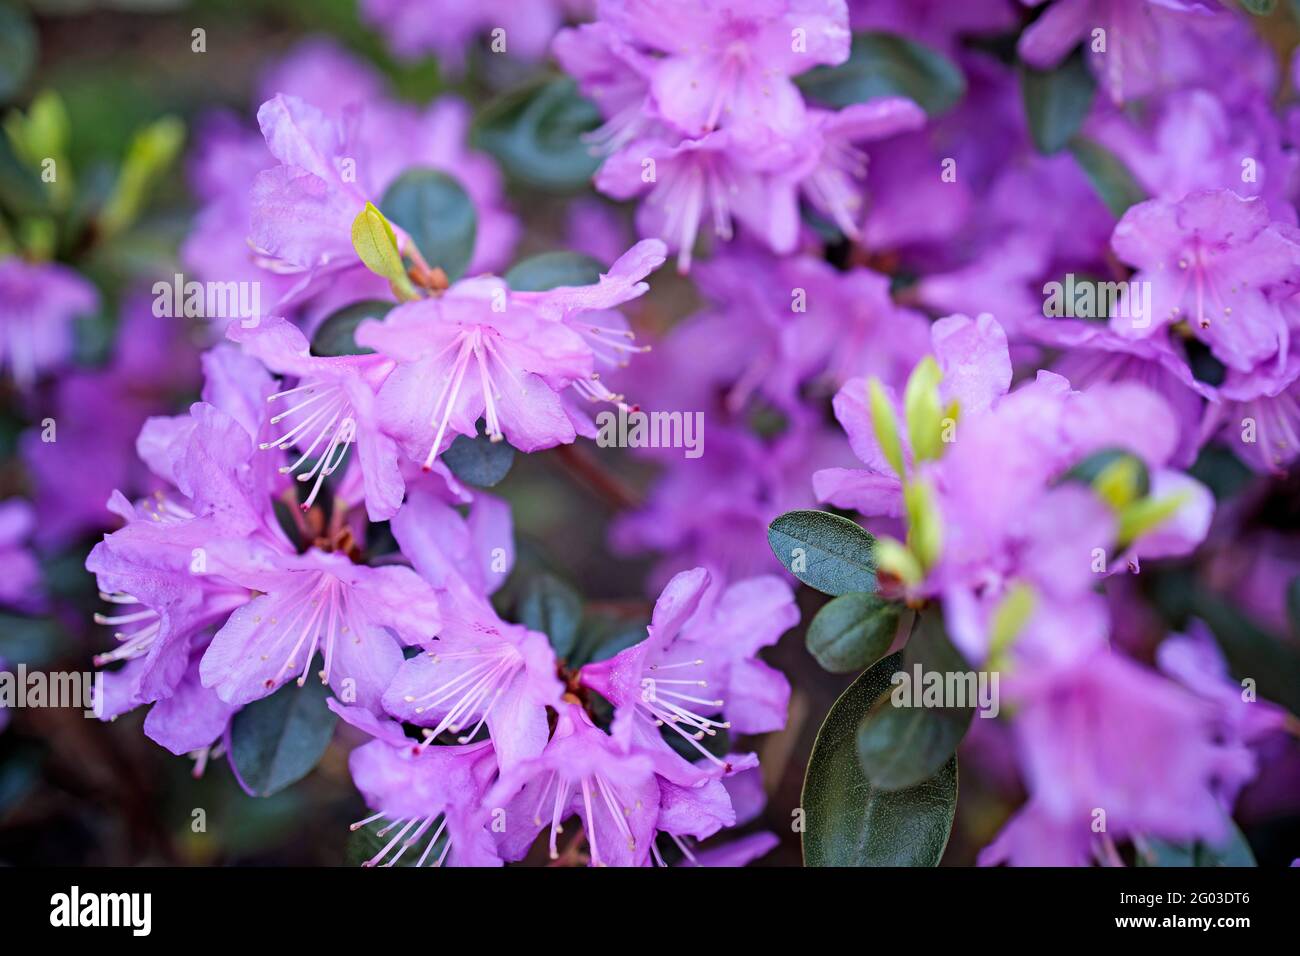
[580,567,796,777]
[380,485,561,770]
[0,257,98,390]
[1018,0,1228,104]
[486,702,660,866]
[200,545,441,710]
[332,701,502,867]
[1109,189,1300,373]
[85,347,282,749]
[597,0,850,139]
[558,0,927,269]
[981,644,1258,866]
[356,240,664,467]
[227,316,403,519]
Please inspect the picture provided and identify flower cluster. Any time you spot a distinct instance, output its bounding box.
[0,0,1295,870]
[557,0,925,270]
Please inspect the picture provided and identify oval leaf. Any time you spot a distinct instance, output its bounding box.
[310,299,390,357]
[855,701,972,793]
[380,167,477,281]
[506,251,605,291]
[797,32,965,116]
[518,573,583,659]
[855,610,975,791]
[1021,49,1096,154]
[229,678,338,798]
[443,426,515,487]
[802,652,957,866]
[473,76,602,191]
[806,592,901,674]
[767,509,878,597]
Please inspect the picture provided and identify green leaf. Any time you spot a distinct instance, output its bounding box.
[1021,49,1095,154]
[228,677,338,798]
[98,115,185,237]
[518,573,583,659]
[805,592,901,673]
[1068,136,1147,218]
[767,509,879,597]
[854,612,974,791]
[443,425,515,487]
[379,167,477,281]
[0,3,36,103]
[505,251,605,291]
[1239,0,1277,14]
[351,201,407,282]
[473,76,602,191]
[310,299,390,357]
[4,91,73,207]
[797,32,965,116]
[1137,819,1257,867]
[802,652,957,866]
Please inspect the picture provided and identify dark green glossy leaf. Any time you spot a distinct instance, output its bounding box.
[518,573,583,659]
[1069,136,1148,217]
[855,612,975,791]
[443,426,515,487]
[505,251,604,291]
[0,4,36,102]
[802,652,957,866]
[1137,819,1257,867]
[1021,49,1095,154]
[380,167,477,281]
[473,76,602,191]
[229,676,338,798]
[806,592,901,673]
[310,299,390,357]
[1239,0,1276,14]
[797,32,965,117]
[767,509,878,597]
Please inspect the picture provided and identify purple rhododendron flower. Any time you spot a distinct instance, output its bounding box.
[9,0,1297,875]
[357,240,664,466]
[0,499,44,613]
[0,257,97,390]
